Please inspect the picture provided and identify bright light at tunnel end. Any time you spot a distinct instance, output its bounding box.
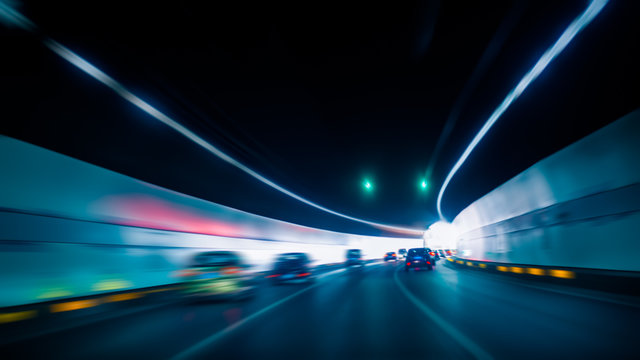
[436,0,609,220]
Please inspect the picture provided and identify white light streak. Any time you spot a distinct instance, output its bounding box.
[0,2,424,236]
[436,0,609,220]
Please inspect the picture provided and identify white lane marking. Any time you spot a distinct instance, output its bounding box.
[316,268,347,279]
[365,260,384,267]
[394,266,494,360]
[172,268,346,359]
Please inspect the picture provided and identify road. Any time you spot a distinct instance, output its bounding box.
[2,261,639,359]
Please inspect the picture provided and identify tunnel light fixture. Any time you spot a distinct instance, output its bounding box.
[363,179,373,192]
[419,179,428,192]
[0,2,425,236]
[436,0,609,220]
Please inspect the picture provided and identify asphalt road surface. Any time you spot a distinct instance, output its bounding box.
[2,261,639,359]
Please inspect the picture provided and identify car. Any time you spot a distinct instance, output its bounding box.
[445,249,453,257]
[345,249,364,267]
[383,251,397,261]
[437,249,446,258]
[180,251,255,300]
[429,249,440,261]
[267,253,314,284]
[397,248,407,260]
[404,248,435,271]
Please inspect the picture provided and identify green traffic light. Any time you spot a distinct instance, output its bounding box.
[420,179,428,191]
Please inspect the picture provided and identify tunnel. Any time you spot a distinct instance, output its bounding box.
[1,0,639,359]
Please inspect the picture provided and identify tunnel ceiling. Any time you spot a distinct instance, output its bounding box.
[2,0,639,235]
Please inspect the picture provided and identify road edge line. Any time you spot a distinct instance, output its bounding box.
[172,268,346,359]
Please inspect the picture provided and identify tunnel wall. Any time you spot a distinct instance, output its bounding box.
[0,136,421,307]
[451,109,640,271]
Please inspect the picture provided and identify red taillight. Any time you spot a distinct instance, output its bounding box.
[222,266,241,275]
[406,263,411,266]
[427,261,431,265]
[266,274,281,278]
[297,272,311,277]
[179,269,198,277]
[429,252,435,256]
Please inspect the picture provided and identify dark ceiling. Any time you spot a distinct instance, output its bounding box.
[1,0,639,236]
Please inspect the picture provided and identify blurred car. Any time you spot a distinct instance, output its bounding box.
[437,249,446,257]
[383,251,397,261]
[345,249,364,267]
[429,249,440,261]
[267,253,313,284]
[181,251,255,300]
[404,248,434,271]
[445,249,453,257]
[397,248,407,260]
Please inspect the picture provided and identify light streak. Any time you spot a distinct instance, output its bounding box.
[0,1,424,236]
[436,0,609,220]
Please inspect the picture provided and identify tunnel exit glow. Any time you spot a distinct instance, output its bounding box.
[424,221,458,250]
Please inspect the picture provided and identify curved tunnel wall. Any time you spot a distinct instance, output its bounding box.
[0,136,421,307]
[451,109,640,271]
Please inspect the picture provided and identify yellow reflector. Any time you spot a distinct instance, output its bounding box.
[497,266,509,272]
[50,299,99,313]
[144,288,170,294]
[447,258,454,262]
[144,288,164,294]
[456,260,464,264]
[104,292,143,303]
[0,310,37,324]
[527,268,546,276]
[510,267,524,274]
[466,262,474,266]
[478,263,487,269]
[550,269,576,279]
